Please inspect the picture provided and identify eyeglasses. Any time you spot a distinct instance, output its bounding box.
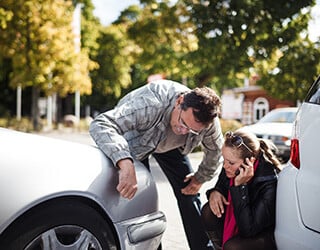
[178,107,200,135]
[225,131,253,153]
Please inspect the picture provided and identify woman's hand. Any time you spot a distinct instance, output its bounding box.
[234,157,255,186]
[209,190,229,218]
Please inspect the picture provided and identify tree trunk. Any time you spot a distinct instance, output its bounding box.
[31,86,40,131]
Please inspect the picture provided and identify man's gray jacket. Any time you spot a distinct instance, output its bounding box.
[89,80,223,183]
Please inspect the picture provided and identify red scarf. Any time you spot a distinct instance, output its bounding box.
[222,160,259,247]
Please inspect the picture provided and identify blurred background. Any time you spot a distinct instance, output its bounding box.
[0,0,320,133]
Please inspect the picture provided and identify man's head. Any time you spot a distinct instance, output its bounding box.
[171,87,221,135]
[182,87,221,126]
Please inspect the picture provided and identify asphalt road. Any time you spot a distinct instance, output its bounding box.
[38,129,219,249]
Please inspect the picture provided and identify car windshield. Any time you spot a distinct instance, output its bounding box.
[258,110,296,123]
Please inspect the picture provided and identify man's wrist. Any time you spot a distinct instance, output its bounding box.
[117,158,133,169]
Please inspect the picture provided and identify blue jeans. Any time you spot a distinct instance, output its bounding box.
[142,149,213,250]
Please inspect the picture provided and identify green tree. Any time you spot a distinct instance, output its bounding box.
[80,0,320,113]
[256,37,320,102]
[86,0,201,112]
[0,0,95,129]
[127,1,198,84]
[87,24,137,112]
[77,0,101,57]
[0,6,13,29]
[182,0,317,91]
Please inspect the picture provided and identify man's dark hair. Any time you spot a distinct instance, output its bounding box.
[181,87,221,125]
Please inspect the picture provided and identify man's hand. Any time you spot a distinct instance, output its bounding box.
[181,174,202,195]
[208,190,229,218]
[116,159,138,199]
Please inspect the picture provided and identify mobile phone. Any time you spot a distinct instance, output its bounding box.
[235,168,240,176]
[235,165,245,176]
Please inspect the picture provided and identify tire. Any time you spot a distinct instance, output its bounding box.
[0,198,118,250]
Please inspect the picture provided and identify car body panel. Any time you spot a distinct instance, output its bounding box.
[275,164,320,250]
[275,76,320,249]
[296,103,320,233]
[0,128,165,249]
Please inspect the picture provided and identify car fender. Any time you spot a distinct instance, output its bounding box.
[0,128,158,234]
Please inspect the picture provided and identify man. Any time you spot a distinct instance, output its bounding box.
[89,79,223,250]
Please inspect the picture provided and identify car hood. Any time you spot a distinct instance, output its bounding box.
[242,122,293,137]
[0,128,158,233]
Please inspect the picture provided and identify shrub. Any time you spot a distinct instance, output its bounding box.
[220,119,243,134]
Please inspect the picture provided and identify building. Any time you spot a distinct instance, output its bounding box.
[221,85,295,125]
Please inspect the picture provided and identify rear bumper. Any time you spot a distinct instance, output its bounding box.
[275,164,320,250]
[115,211,166,250]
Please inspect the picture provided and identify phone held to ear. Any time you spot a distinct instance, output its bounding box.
[235,165,245,176]
[235,168,240,176]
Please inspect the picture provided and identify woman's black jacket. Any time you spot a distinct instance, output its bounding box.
[206,155,279,237]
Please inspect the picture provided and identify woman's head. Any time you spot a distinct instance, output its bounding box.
[222,129,281,178]
[222,129,258,178]
[224,130,259,160]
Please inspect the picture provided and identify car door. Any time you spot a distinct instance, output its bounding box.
[296,77,320,233]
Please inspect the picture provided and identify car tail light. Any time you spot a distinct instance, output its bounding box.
[290,138,300,169]
[289,109,301,169]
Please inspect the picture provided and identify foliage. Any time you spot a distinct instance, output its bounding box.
[0,116,91,132]
[0,0,95,95]
[95,0,319,104]
[92,25,136,97]
[77,0,101,57]
[127,1,199,82]
[220,118,243,134]
[1,0,320,125]
[182,0,318,91]
[0,117,34,132]
[0,0,96,129]
[0,6,13,28]
[256,38,320,102]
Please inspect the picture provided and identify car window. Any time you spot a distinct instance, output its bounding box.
[306,77,320,105]
[259,111,296,123]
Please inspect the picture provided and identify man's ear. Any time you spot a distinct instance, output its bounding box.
[175,95,184,108]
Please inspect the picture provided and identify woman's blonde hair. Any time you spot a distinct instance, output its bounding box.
[224,128,282,171]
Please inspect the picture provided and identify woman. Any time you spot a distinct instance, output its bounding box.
[201,129,282,250]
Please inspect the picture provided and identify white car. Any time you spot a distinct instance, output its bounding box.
[242,107,298,162]
[0,128,166,249]
[275,76,320,249]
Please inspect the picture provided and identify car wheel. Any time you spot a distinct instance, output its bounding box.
[0,198,118,250]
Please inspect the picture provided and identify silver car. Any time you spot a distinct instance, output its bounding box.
[275,76,320,249]
[0,128,166,249]
[242,107,298,162]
